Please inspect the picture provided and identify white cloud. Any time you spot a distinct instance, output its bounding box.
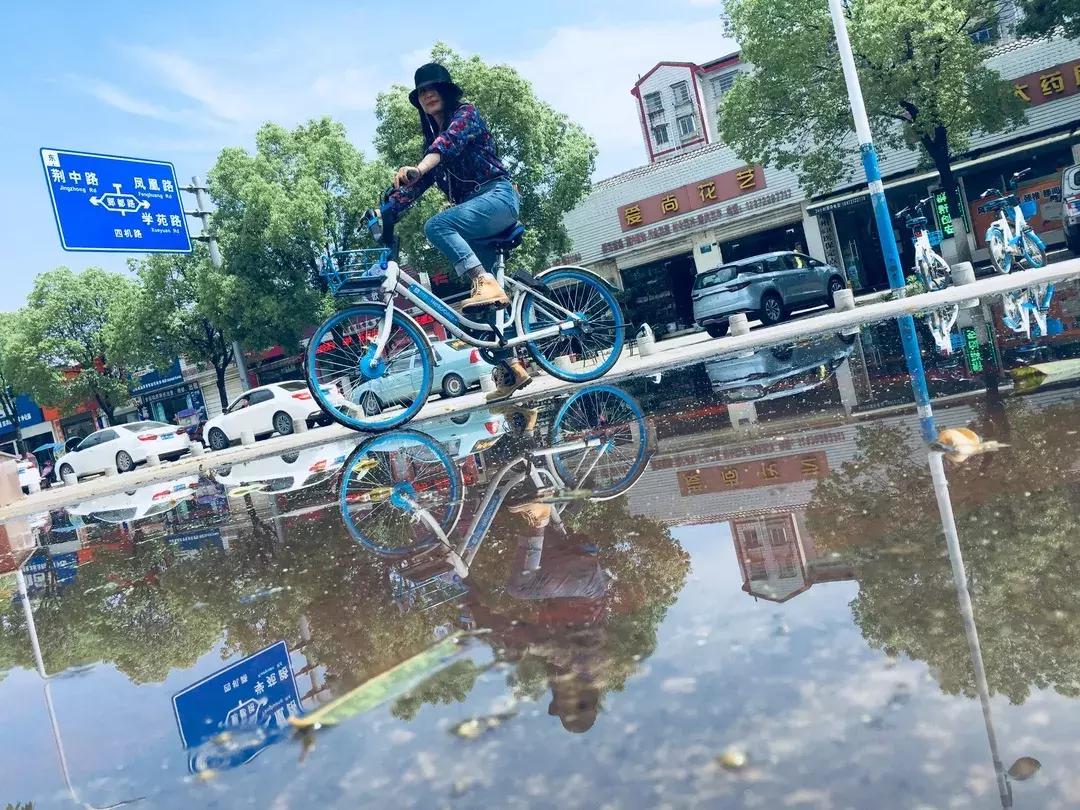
[510,19,738,178]
[77,77,187,124]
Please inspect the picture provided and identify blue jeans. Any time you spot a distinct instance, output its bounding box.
[424,179,520,277]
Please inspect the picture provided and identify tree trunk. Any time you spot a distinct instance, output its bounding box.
[94,392,116,426]
[214,363,230,413]
[924,128,973,264]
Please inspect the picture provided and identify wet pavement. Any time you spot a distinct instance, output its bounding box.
[3,278,1080,808]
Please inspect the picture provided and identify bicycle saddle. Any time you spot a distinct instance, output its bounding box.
[491,222,526,251]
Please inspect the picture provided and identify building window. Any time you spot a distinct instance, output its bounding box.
[652,124,670,145]
[768,526,788,547]
[778,562,798,578]
[742,528,761,549]
[644,91,663,114]
[712,71,737,98]
[677,114,697,139]
[969,24,995,43]
[671,81,691,106]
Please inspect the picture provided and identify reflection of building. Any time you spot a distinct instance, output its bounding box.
[732,513,854,602]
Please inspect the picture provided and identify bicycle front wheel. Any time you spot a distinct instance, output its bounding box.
[307,305,434,432]
[987,229,1011,274]
[338,430,463,555]
[923,253,950,291]
[521,268,625,382]
[550,385,651,500]
[1021,229,1046,268]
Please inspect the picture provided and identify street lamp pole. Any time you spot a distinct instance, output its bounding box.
[183,177,250,386]
[826,0,937,441]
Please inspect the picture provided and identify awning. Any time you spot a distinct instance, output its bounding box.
[806,129,1078,216]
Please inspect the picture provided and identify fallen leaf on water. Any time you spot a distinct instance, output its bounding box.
[717,747,748,770]
[1007,757,1041,780]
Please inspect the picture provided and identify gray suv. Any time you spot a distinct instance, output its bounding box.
[692,251,847,337]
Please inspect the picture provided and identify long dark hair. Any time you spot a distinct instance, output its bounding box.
[419,85,465,147]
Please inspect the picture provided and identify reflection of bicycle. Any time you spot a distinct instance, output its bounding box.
[1001,284,1054,338]
[336,385,651,579]
[896,196,951,291]
[304,179,626,433]
[980,168,1047,274]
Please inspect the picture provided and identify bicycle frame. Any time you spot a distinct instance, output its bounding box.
[361,253,582,363]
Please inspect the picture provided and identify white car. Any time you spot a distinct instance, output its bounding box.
[203,381,348,451]
[17,457,41,494]
[211,438,358,495]
[67,476,199,524]
[55,421,192,480]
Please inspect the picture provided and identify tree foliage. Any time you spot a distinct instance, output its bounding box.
[0,316,26,449]
[806,399,1080,704]
[6,267,138,422]
[374,43,598,281]
[208,117,386,350]
[1017,0,1080,40]
[718,0,1025,209]
[111,246,236,412]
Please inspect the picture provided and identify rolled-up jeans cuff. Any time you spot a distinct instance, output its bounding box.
[454,254,484,276]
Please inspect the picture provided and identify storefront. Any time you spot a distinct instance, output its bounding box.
[132,360,207,424]
[563,144,811,331]
[0,394,56,460]
[808,41,1080,287]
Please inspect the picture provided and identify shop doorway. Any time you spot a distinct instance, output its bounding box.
[832,204,888,289]
[720,222,807,263]
[620,253,697,333]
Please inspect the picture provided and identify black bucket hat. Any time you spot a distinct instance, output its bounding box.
[409,62,463,109]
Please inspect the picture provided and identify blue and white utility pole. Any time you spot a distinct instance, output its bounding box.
[827,0,938,442]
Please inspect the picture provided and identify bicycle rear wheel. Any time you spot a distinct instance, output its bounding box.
[987,229,1011,274]
[549,385,650,500]
[307,304,433,432]
[338,430,463,555]
[521,268,624,382]
[1021,228,1046,268]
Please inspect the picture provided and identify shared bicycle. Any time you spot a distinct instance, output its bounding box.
[304,182,626,433]
[896,196,959,353]
[980,168,1047,274]
[335,385,652,581]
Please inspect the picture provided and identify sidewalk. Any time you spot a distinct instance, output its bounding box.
[3,258,1079,522]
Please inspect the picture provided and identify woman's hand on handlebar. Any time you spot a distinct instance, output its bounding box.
[393,166,422,189]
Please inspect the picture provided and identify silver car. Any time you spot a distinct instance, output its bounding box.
[692,251,847,337]
[1063,163,1080,254]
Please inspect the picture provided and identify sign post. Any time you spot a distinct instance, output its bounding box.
[40,149,191,253]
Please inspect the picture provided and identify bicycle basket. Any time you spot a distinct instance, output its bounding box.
[321,248,392,295]
[1020,198,1038,219]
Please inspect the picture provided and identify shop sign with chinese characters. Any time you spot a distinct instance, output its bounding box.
[616,165,766,233]
[1012,59,1080,107]
[677,451,829,496]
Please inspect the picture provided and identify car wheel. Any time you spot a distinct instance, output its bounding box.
[59,463,74,483]
[116,451,134,474]
[760,293,785,326]
[704,322,729,338]
[771,345,795,361]
[273,411,294,436]
[361,392,383,416]
[826,277,845,306]
[450,413,471,426]
[281,451,300,464]
[208,428,230,451]
[441,373,466,398]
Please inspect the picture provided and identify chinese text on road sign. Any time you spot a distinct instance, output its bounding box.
[40,148,191,253]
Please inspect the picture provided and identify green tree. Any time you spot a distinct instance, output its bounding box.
[208,117,386,351]
[8,267,138,424]
[1016,0,1080,40]
[719,0,1026,261]
[112,246,237,412]
[0,315,28,453]
[806,400,1080,704]
[373,43,598,282]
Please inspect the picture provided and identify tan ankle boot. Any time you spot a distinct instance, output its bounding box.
[508,501,552,529]
[461,274,510,310]
[485,360,532,403]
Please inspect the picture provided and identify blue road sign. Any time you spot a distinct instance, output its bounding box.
[21,549,79,596]
[40,148,192,253]
[172,641,302,770]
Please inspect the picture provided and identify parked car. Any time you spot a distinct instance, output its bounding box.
[17,457,41,495]
[55,421,192,480]
[203,381,348,451]
[1063,163,1080,255]
[211,438,358,495]
[704,333,856,402]
[692,251,848,336]
[350,339,495,416]
[67,476,199,524]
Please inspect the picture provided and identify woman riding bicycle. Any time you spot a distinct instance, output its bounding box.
[381,62,532,401]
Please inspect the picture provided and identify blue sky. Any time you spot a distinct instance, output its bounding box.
[0,0,733,312]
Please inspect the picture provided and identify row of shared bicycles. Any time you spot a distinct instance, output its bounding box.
[897,168,1054,351]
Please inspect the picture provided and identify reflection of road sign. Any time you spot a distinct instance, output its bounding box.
[21,549,78,596]
[166,528,224,558]
[172,640,301,772]
[40,148,191,253]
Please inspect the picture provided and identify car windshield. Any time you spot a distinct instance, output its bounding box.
[277,381,308,392]
[121,421,171,432]
[693,266,740,290]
